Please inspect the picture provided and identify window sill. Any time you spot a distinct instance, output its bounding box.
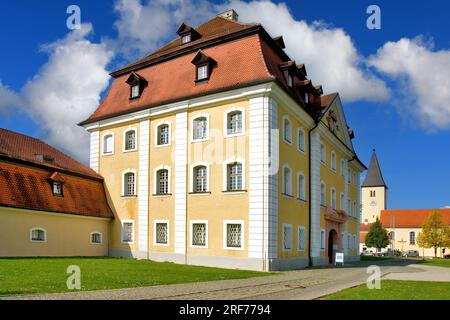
[296,197,307,203]
[224,132,245,138]
[195,79,209,85]
[282,139,293,146]
[123,148,138,153]
[189,192,211,196]
[224,246,244,251]
[222,190,247,195]
[152,193,172,198]
[191,138,209,143]
[281,193,294,199]
[155,143,171,148]
[121,195,137,199]
[102,152,114,157]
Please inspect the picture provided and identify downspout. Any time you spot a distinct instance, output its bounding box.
[307,121,319,267]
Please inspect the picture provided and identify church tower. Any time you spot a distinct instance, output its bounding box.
[361,150,387,224]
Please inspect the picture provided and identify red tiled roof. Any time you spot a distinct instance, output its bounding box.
[380,209,450,228]
[0,128,101,179]
[0,161,113,219]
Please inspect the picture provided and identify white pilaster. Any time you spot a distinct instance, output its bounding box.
[310,131,322,258]
[138,119,150,256]
[89,130,100,173]
[174,111,188,255]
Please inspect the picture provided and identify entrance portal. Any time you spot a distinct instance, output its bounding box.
[328,229,338,264]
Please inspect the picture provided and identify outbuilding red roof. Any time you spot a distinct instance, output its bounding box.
[380,209,450,228]
[0,129,113,219]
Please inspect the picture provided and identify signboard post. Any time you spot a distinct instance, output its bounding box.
[335,252,344,266]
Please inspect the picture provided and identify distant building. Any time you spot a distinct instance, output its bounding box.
[0,128,113,257]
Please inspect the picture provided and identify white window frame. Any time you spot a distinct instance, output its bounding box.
[340,192,345,210]
[121,220,135,244]
[90,232,103,245]
[330,187,337,210]
[223,220,245,250]
[190,162,210,193]
[297,171,306,201]
[223,158,245,192]
[190,220,208,249]
[297,127,306,153]
[121,169,137,197]
[320,229,326,250]
[154,121,172,147]
[190,113,210,142]
[331,150,336,172]
[297,226,307,252]
[409,231,416,245]
[320,142,326,164]
[282,115,293,145]
[281,163,293,196]
[282,223,293,251]
[181,34,191,44]
[123,127,138,153]
[320,181,326,206]
[102,132,115,156]
[53,181,63,195]
[131,84,140,99]
[224,107,245,138]
[153,220,170,246]
[340,159,345,176]
[30,228,47,243]
[153,165,171,195]
[197,64,209,81]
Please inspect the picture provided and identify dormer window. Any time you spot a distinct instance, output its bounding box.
[177,22,200,46]
[49,172,64,196]
[279,61,296,89]
[181,34,191,45]
[287,74,293,88]
[126,72,147,100]
[191,50,216,83]
[53,182,62,196]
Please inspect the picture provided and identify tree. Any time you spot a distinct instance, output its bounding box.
[417,211,450,258]
[365,217,390,252]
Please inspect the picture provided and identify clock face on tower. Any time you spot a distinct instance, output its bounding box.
[370,200,377,207]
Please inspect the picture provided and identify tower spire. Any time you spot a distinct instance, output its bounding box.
[362,150,387,188]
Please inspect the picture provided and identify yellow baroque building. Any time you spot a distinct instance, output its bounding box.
[80,10,366,271]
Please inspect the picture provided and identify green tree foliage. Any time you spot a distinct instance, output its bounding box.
[365,217,390,251]
[417,211,450,257]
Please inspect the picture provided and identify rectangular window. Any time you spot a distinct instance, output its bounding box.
[197,65,209,81]
[228,112,242,135]
[298,227,306,251]
[320,230,325,250]
[409,232,416,245]
[131,85,140,98]
[283,224,293,250]
[181,34,191,44]
[320,143,326,163]
[228,163,242,191]
[157,170,169,195]
[192,223,207,247]
[155,223,168,245]
[122,222,134,243]
[297,129,305,152]
[158,125,169,145]
[53,182,62,195]
[193,118,207,140]
[194,166,207,192]
[103,135,114,154]
[31,229,46,242]
[125,131,136,150]
[91,233,102,244]
[124,172,135,196]
[320,184,326,206]
[226,223,242,249]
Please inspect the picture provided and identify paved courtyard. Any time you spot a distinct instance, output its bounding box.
[3,259,449,300]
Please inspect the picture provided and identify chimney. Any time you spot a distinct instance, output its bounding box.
[218,9,239,22]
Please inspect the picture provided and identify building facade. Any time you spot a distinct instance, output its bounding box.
[80,10,366,271]
[0,129,113,257]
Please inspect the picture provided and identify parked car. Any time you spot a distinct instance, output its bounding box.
[402,250,420,258]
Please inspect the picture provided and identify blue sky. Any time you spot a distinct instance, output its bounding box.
[0,0,449,210]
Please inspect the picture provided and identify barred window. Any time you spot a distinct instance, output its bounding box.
[91,233,102,244]
[192,223,207,246]
[227,111,242,135]
[226,223,242,248]
[193,117,207,140]
[124,172,135,196]
[31,228,46,242]
[125,130,136,151]
[156,223,168,245]
[409,231,416,245]
[158,124,169,145]
[194,166,207,192]
[122,222,134,243]
[157,169,169,195]
[227,163,242,191]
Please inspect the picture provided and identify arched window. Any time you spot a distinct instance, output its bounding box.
[320,182,326,206]
[157,123,170,146]
[297,172,306,201]
[331,151,336,172]
[227,162,243,191]
[30,228,46,242]
[282,165,292,196]
[157,169,170,195]
[193,165,208,193]
[227,111,242,135]
[192,116,208,140]
[124,129,137,151]
[297,128,305,152]
[103,133,114,155]
[282,116,292,144]
[123,171,136,196]
[331,188,336,209]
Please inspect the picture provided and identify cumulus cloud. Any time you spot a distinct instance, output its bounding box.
[368,37,450,130]
[21,23,113,160]
[217,0,390,102]
[0,81,22,114]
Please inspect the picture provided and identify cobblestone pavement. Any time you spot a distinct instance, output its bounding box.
[3,259,445,300]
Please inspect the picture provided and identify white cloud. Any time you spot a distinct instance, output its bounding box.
[369,37,450,130]
[21,23,113,160]
[0,81,21,114]
[218,0,390,102]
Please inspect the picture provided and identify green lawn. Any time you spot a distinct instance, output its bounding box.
[418,258,450,268]
[0,257,269,296]
[325,280,450,300]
